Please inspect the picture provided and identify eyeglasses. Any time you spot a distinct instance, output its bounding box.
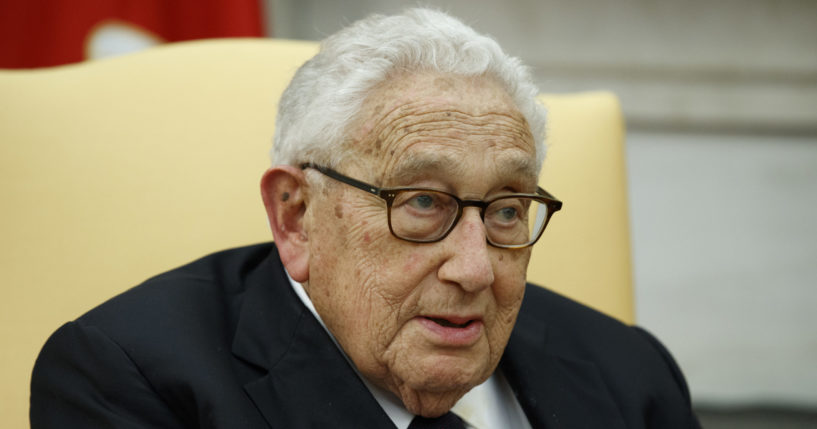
[301,163,562,249]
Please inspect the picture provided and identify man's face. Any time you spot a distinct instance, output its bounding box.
[302,72,538,416]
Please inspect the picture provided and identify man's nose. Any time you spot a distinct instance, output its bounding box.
[437,208,495,292]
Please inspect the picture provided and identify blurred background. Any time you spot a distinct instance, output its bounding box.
[2,0,815,427]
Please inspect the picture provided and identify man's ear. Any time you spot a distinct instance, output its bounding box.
[260,165,309,282]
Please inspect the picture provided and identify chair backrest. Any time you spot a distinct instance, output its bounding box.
[0,38,632,428]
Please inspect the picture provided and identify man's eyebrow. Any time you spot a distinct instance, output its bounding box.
[498,155,539,180]
[385,152,539,187]
[387,154,459,185]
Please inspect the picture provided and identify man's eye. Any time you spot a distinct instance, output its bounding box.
[488,199,526,225]
[497,206,518,221]
[407,194,436,210]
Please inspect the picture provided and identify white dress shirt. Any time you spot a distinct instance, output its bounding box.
[287,272,532,429]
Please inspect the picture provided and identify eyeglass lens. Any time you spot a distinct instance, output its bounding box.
[388,190,549,246]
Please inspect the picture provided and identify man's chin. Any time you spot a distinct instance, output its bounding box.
[392,355,491,415]
[419,361,486,391]
[395,382,471,418]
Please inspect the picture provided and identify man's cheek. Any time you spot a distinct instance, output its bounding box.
[401,251,427,273]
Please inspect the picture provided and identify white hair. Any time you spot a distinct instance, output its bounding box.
[272,8,546,170]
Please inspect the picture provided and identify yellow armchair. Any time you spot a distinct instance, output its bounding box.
[0,38,631,428]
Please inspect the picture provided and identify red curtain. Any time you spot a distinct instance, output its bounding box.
[0,0,265,69]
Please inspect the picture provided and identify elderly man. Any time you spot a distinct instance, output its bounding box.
[31,8,700,429]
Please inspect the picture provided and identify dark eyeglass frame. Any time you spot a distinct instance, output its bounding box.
[301,163,563,249]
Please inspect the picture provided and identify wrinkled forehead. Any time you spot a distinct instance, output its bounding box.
[359,72,523,123]
[347,72,538,186]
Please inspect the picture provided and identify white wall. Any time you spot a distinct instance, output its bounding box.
[628,131,817,407]
[265,0,817,408]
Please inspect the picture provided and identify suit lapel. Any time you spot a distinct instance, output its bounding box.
[501,288,627,429]
[231,247,395,429]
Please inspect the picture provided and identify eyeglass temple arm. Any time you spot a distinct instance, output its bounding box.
[537,186,563,211]
[300,163,381,196]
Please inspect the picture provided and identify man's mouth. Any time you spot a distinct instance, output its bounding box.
[424,316,474,328]
[417,315,483,346]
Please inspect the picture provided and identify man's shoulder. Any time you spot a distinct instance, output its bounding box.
[84,243,275,316]
[518,283,632,335]
[32,243,284,428]
[515,283,666,362]
[509,283,698,428]
[72,242,280,347]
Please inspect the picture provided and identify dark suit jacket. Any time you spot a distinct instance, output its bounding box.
[31,243,700,428]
